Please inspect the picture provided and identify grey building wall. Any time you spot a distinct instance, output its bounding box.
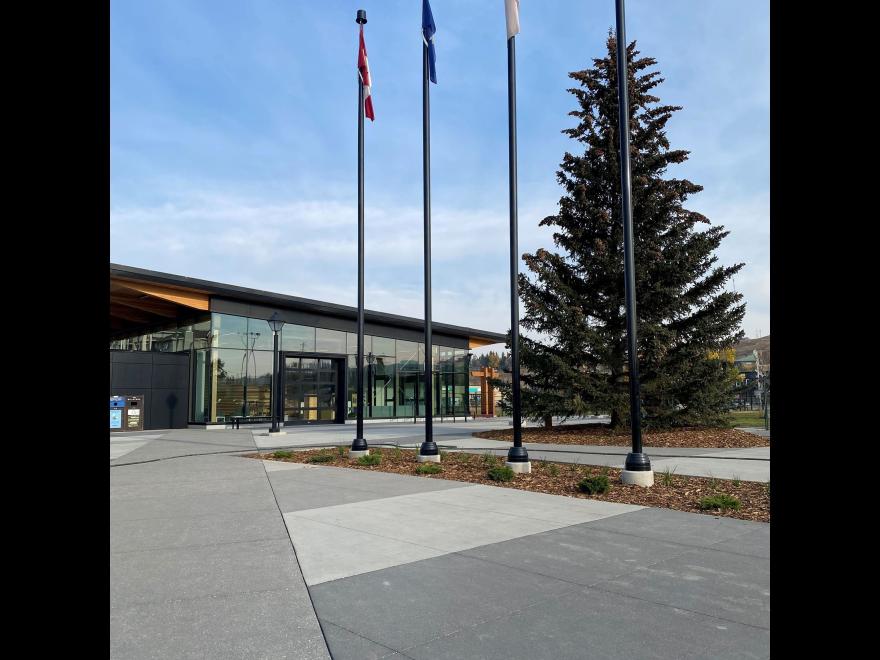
[110,351,191,430]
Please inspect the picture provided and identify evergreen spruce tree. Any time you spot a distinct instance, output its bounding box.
[508,36,746,429]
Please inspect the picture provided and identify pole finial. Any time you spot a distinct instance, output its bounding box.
[356,9,367,24]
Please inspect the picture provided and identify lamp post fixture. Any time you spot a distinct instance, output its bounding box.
[268,312,285,436]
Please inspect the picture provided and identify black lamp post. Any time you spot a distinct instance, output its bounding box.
[615,0,652,486]
[268,312,285,435]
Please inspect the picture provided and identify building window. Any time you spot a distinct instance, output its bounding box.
[281,324,316,353]
[316,327,346,353]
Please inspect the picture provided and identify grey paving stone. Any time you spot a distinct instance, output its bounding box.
[110,455,259,485]
[110,509,290,553]
[709,526,770,559]
[268,467,467,513]
[110,488,279,520]
[310,552,579,651]
[459,520,694,586]
[110,538,304,608]
[110,587,330,660]
[583,506,766,548]
[596,548,770,629]
[269,464,469,492]
[111,431,256,464]
[319,620,404,660]
[403,586,769,660]
[111,473,269,501]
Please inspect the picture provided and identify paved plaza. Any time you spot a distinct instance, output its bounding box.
[110,427,770,659]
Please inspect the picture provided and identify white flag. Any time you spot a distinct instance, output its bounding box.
[505,0,520,39]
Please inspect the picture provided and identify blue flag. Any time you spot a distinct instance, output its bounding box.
[422,0,437,84]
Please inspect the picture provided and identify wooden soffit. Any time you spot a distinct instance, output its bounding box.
[468,337,501,349]
[113,279,210,311]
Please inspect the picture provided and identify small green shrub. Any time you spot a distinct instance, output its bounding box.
[482,452,499,466]
[415,463,443,475]
[578,475,610,495]
[272,450,293,459]
[391,446,403,459]
[336,446,347,456]
[487,466,515,482]
[357,453,382,466]
[659,467,676,487]
[545,462,560,477]
[732,475,741,487]
[598,465,611,477]
[699,493,741,511]
[440,450,449,459]
[307,453,335,464]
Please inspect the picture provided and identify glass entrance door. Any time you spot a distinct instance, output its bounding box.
[283,356,340,423]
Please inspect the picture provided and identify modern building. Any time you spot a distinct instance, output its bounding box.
[110,264,505,430]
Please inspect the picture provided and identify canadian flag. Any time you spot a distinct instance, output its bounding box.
[358,26,374,121]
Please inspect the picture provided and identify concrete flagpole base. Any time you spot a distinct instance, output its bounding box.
[267,430,287,436]
[417,454,441,463]
[349,449,370,459]
[505,461,531,474]
[621,469,654,487]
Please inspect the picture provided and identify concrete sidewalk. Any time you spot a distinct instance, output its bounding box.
[110,430,769,659]
[272,463,770,659]
[243,420,770,483]
[110,431,330,659]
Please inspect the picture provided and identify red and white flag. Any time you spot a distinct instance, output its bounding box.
[358,25,375,121]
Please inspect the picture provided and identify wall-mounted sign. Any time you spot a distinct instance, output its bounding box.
[110,409,122,429]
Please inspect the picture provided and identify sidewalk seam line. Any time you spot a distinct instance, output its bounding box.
[263,461,334,659]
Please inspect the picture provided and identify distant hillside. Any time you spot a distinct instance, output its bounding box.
[735,335,770,369]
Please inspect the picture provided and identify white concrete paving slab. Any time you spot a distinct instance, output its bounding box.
[650,454,770,482]
[262,459,314,473]
[282,515,446,585]
[406,484,642,526]
[697,446,771,460]
[283,484,642,586]
[109,434,163,460]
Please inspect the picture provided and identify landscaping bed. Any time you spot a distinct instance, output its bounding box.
[247,446,769,523]
[473,424,769,448]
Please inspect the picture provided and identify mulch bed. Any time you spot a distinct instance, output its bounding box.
[245,447,769,523]
[473,424,770,449]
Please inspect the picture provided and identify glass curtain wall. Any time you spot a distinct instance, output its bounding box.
[112,311,472,423]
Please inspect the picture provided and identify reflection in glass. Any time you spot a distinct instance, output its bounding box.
[281,324,316,352]
[284,356,339,423]
[316,328,346,353]
[213,314,249,349]
[191,348,211,422]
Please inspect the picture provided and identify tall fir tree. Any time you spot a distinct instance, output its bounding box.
[508,36,746,429]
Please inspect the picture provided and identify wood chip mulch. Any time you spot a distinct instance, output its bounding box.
[473,424,769,448]
[244,447,769,523]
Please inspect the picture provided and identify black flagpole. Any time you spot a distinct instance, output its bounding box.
[419,40,439,462]
[351,8,369,457]
[615,0,652,483]
[505,33,529,472]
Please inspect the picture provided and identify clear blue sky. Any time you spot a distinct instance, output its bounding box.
[110,0,770,347]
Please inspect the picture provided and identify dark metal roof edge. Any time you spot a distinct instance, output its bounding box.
[110,263,507,344]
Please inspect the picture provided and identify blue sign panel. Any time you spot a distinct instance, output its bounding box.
[110,397,126,408]
[110,409,123,429]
